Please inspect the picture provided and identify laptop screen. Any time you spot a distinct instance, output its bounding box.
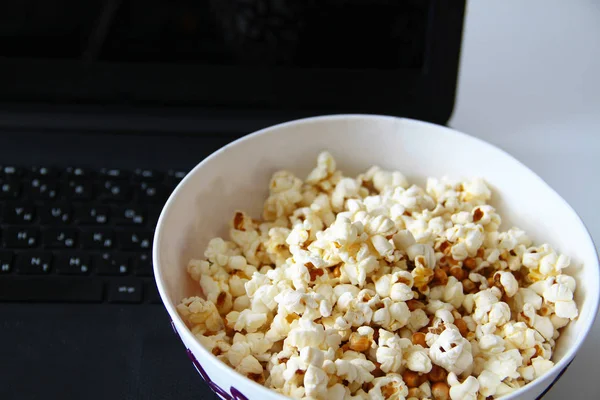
[0,0,463,125]
[2,0,429,69]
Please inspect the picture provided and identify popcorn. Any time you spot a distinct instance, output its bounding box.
[287,318,326,350]
[362,166,409,193]
[177,152,579,400]
[448,373,480,400]
[405,345,433,373]
[494,271,519,297]
[196,331,231,357]
[178,296,225,333]
[442,276,465,309]
[477,370,502,398]
[236,354,263,375]
[531,356,555,379]
[334,351,376,385]
[226,309,268,333]
[406,309,430,333]
[512,287,543,312]
[483,349,523,381]
[502,322,543,350]
[543,282,579,320]
[429,326,473,375]
[368,374,409,400]
[488,302,511,326]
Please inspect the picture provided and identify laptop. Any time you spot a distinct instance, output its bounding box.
[0,1,465,399]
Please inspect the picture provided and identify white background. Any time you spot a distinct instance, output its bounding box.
[450,1,600,398]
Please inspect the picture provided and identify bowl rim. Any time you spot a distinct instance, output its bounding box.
[153,114,600,400]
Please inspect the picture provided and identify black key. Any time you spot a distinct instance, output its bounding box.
[75,205,110,225]
[167,170,187,183]
[137,182,168,204]
[98,180,131,203]
[0,179,21,199]
[17,251,52,274]
[55,253,91,275]
[134,168,163,182]
[64,180,93,201]
[42,228,78,248]
[2,204,36,224]
[108,281,142,303]
[39,204,72,225]
[117,230,152,250]
[134,252,153,276]
[147,281,162,304]
[3,227,39,248]
[0,278,103,302]
[1,166,24,178]
[0,251,14,273]
[30,166,59,179]
[100,168,130,180]
[95,252,129,275]
[81,229,115,249]
[65,167,94,180]
[114,206,145,226]
[28,178,59,201]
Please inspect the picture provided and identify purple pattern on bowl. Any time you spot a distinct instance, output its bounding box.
[169,320,248,399]
[186,349,249,400]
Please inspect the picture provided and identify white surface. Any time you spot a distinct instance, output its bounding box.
[156,115,599,400]
[450,1,600,398]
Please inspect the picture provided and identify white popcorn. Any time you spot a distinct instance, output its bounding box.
[326,384,349,400]
[477,370,502,398]
[488,302,511,326]
[334,351,376,385]
[502,322,542,350]
[550,314,570,330]
[448,373,480,400]
[178,152,579,400]
[376,345,403,373]
[531,356,555,379]
[178,296,225,333]
[364,166,409,192]
[483,349,523,381]
[478,334,505,355]
[429,326,473,375]
[405,345,433,373]
[392,230,416,251]
[407,243,436,269]
[236,354,263,375]
[196,331,231,357]
[304,365,328,397]
[512,287,543,312]
[543,282,579,320]
[494,271,519,297]
[554,301,579,320]
[519,365,535,382]
[331,178,361,212]
[390,282,414,302]
[226,309,268,333]
[286,318,326,349]
[369,374,409,400]
[442,276,465,309]
[406,309,430,332]
[556,274,577,292]
[372,298,411,331]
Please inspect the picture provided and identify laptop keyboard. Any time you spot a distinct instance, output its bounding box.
[0,165,187,304]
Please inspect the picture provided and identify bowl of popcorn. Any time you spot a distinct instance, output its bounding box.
[153,115,599,400]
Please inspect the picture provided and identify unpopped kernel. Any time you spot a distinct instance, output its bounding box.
[178,151,579,400]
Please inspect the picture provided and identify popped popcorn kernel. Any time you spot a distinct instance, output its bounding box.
[177,151,579,399]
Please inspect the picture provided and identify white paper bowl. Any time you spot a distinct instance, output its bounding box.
[153,115,599,400]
